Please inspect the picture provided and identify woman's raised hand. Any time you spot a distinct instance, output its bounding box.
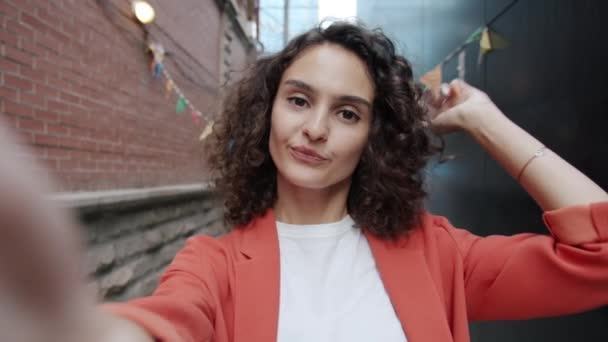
[424,79,502,134]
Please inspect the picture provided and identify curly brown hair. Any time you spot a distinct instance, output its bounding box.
[206,21,440,240]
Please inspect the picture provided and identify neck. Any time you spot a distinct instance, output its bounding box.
[274,175,351,225]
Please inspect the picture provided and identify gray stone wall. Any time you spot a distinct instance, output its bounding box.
[56,185,225,302]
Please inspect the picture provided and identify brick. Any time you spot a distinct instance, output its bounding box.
[35,7,62,29]
[0,28,18,46]
[47,99,70,113]
[97,152,119,161]
[95,160,114,171]
[47,74,71,91]
[4,45,34,67]
[90,130,116,142]
[69,40,88,57]
[0,2,18,17]
[58,114,84,128]
[78,138,96,150]
[13,0,35,14]
[6,18,34,41]
[35,59,60,75]
[60,90,80,104]
[35,32,61,54]
[20,12,49,34]
[113,162,127,172]
[46,122,69,135]
[34,108,59,122]
[3,73,33,91]
[35,134,91,151]
[45,147,71,159]
[34,83,59,98]
[0,85,18,101]
[19,65,47,83]
[69,150,91,160]
[3,99,34,117]
[17,116,44,132]
[20,92,45,108]
[79,160,96,170]
[21,38,47,57]
[54,137,81,150]
[45,26,70,46]
[60,19,77,37]
[0,57,19,73]
[33,133,60,147]
[69,126,91,139]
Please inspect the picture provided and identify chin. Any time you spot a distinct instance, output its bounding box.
[279,165,352,192]
[282,169,331,190]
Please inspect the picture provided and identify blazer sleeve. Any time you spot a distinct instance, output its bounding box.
[101,235,219,342]
[442,201,608,321]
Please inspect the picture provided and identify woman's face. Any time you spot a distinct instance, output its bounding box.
[269,43,374,190]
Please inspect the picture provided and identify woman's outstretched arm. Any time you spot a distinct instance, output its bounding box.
[0,120,154,342]
[428,80,608,211]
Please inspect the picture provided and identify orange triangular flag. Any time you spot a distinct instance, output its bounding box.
[419,64,442,92]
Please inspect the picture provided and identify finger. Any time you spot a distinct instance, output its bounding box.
[429,106,462,134]
[440,83,451,97]
[444,79,473,107]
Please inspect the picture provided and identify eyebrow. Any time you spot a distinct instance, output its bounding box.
[283,79,372,109]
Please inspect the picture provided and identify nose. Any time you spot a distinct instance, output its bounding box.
[302,108,329,142]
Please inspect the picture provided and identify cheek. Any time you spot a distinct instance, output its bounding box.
[269,108,290,162]
[333,130,369,167]
[269,112,280,159]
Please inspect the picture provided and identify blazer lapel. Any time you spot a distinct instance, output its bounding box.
[234,210,281,342]
[366,229,453,342]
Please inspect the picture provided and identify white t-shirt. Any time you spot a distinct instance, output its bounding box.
[276,215,408,342]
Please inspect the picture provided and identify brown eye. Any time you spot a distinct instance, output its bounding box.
[288,97,308,107]
[338,110,360,123]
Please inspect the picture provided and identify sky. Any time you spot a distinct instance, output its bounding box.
[318,0,357,22]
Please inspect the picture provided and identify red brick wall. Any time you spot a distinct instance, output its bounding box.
[0,0,255,191]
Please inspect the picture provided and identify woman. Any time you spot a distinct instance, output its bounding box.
[0,22,606,342]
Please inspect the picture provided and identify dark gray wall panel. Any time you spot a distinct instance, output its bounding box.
[358,0,608,340]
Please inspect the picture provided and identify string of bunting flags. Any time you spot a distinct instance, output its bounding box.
[148,41,214,141]
[419,0,517,92]
[419,25,509,92]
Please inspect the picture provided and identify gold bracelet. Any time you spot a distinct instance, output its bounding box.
[517,146,547,182]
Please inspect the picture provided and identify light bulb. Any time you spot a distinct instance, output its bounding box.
[132,0,155,24]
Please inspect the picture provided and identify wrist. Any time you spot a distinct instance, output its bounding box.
[60,309,153,342]
[93,311,155,342]
[461,103,507,137]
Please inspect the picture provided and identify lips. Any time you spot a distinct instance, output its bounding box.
[290,146,327,163]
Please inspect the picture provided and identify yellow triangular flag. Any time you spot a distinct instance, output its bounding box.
[489,30,509,49]
[165,79,174,99]
[480,27,509,56]
[199,120,215,141]
[479,27,492,55]
[419,64,442,92]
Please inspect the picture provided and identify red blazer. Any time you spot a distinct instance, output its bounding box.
[105,202,608,342]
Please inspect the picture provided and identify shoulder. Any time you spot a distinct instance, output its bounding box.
[181,218,259,263]
[181,229,244,264]
[415,211,476,256]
